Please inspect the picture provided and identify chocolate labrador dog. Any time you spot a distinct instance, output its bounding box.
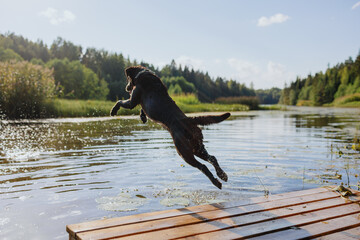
[111,66,230,189]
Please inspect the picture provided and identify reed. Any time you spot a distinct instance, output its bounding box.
[0,61,56,119]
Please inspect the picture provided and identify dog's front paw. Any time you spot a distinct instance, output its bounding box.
[110,102,120,116]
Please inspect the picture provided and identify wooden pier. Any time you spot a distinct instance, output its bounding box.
[67,186,360,239]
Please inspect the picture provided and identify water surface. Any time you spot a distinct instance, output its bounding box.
[1,107,360,239]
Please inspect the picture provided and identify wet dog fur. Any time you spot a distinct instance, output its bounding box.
[111,66,230,189]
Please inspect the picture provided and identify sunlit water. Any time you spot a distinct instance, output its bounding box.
[1,107,360,239]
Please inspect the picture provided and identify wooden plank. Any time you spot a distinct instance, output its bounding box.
[250,213,360,239]
[67,187,332,238]
[77,190,340,239]
[319,226,360,240]
[116,195,360,240]
[78,192,360,240]
[177,203,360,240]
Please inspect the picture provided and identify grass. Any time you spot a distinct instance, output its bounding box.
[331,93,360,107]
[259,104,288,111]
[292,94,360,108]
[172,94,200,105]
[47,94,249,118]
[47,99,140,118]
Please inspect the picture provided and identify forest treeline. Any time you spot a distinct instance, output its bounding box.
[0,32,280,104]
[280,53,360,106]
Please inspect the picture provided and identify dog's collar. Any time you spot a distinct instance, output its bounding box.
[134,69,155,80]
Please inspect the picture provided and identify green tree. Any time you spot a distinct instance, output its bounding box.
[162,76,196,94]
[46,58,108,100]
[280,52,360,106]
[81,67,109,100]
[0,33,51,62]
[256,87,281,104]
[353,76,360,93]
[168,84,182,94]
[81,47,106,75]
[289,89,297,105]
[0,32,262,103]
[0,47,23,61]
[298,86,312,101]
[279,83,290,105]
[101,53,127,100]
[50,37,82,61]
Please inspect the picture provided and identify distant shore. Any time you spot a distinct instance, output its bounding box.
[40,97,251,119]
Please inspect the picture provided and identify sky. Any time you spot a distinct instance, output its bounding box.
[1,0,360,89]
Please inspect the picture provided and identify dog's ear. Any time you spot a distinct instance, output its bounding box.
[125,66,146,85]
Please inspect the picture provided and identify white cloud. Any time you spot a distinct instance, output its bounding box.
[263,61,293,87]
[267,61,286,76]
[227,58,260,79]
[226,58,294,89]
[175,55,205,71]
[257,13,290,27]
[39,8,76,25]
[352,1,360,9]
[156,57,294,89]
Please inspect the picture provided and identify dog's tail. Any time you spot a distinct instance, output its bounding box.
[188,113,231,126]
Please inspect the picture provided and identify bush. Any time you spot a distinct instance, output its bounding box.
[0,61,56,119]
[0,47,23,62]
[332,93,360,107]
[296,100,313,106]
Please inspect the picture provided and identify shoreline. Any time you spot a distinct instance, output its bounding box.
[2,105,360,124]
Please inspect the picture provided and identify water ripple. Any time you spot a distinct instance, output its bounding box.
[0,108,359,239]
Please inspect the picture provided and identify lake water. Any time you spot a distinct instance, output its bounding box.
[1,107,360,239]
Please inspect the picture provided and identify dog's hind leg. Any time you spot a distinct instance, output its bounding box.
[174,140,222,189]
[194,145,228,182]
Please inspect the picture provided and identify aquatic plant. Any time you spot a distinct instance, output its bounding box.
[0,61,56,119]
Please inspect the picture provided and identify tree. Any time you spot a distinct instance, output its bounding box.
[46,58,108,100]
[280,52,360,106]
[50,37,82,61]
[81,47,106,75]
[162,76,196,94]
[0,47,23,61]
[168,84,182,94]
[0,33,51,62]
[256,88,281,104]
[0,33,262,103]
[101,53,126,100]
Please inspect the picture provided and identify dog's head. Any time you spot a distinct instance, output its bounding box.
[124,66,146,93]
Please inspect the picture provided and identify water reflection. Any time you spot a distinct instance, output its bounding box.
[0,107,360,239]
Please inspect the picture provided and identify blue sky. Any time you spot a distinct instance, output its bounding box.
[1,0,360,89]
